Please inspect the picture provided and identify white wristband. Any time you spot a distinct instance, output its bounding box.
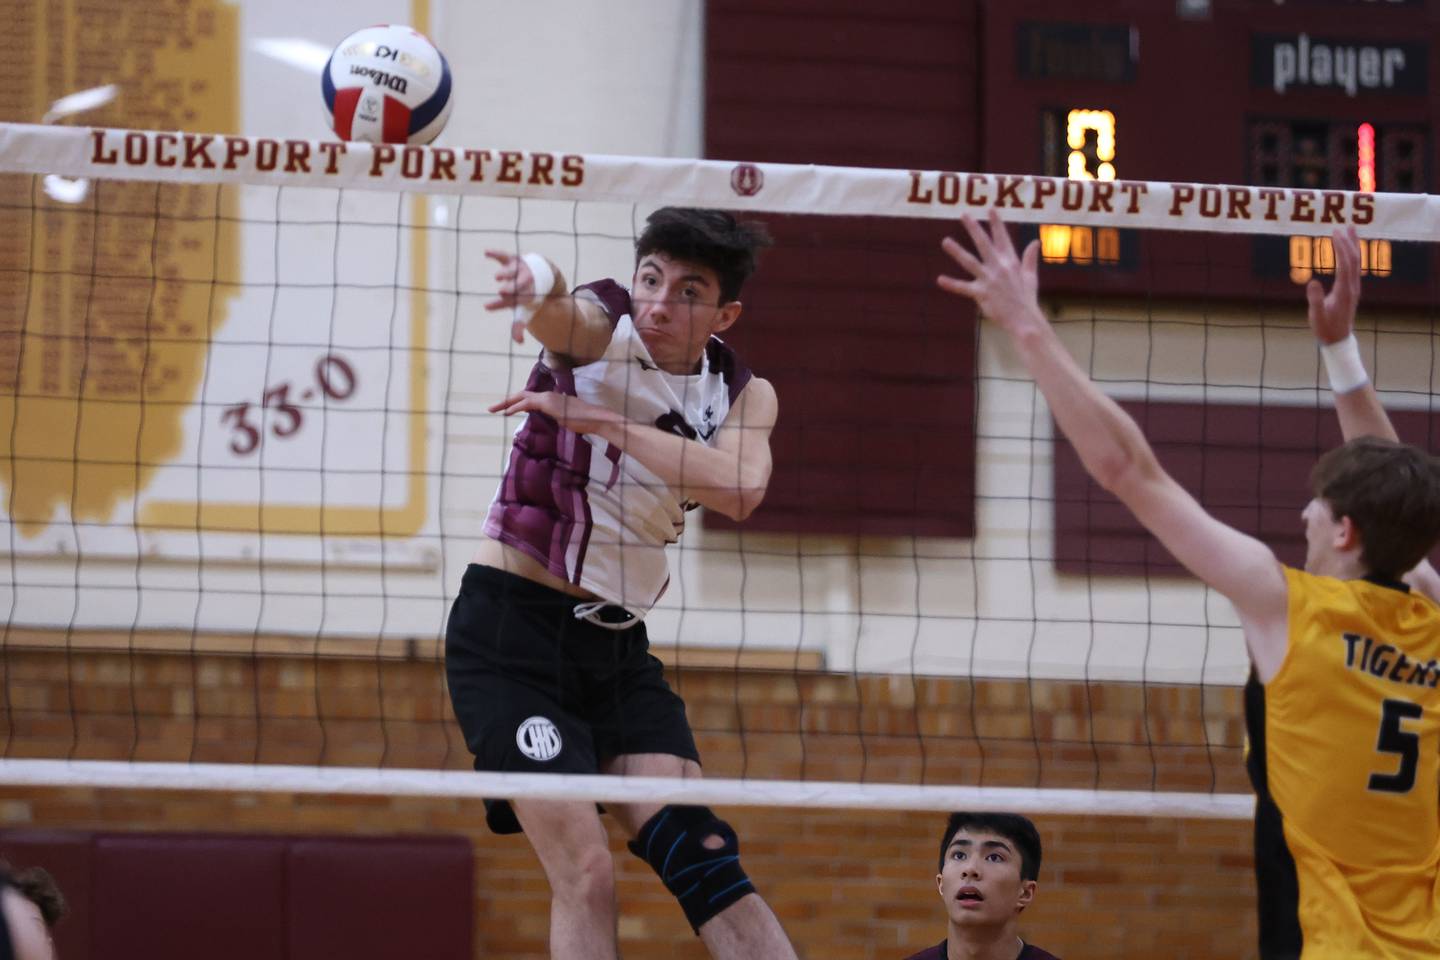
[1320,333,1369,394]
[519,253,557,306]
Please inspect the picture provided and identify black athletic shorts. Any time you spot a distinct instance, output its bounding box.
[444,564,700,834]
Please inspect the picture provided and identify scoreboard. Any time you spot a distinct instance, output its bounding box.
[983,0,1439,305]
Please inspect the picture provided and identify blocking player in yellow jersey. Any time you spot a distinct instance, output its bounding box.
[937,213,1440,960]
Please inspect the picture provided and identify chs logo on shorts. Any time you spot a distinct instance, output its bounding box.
[516,716,563,762]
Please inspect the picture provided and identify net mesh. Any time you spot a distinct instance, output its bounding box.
[0,123,1436,815]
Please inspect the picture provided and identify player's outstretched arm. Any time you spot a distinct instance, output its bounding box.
[1308,228,1440,603]
[1307,227,1398,444]
[489,377,778,522]
[939,210,1290,678]
[483,250,615,364]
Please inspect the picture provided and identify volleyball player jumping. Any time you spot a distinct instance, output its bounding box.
[445,208,797,959]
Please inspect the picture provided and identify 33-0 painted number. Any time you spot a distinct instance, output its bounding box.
[1368,698,1422,794]
[220,354,358,456]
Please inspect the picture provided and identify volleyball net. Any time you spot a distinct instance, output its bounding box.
[0,122,1436,816]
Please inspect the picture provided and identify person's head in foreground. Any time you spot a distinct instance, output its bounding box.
[1303,436,1440,582]
[0,861,65,960]
[628,206,771,371]
[933,811,1048,955]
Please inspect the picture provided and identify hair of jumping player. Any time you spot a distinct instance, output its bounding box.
[1310,436,1440,580]
[937,812,1042,883]
[634,207,772,304]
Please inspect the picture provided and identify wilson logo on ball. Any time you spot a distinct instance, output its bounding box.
[322,24,453,145]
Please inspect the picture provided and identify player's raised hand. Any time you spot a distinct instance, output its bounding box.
[1305,227,1361,345]
[484,249,536,343]
[937,209,1044,337]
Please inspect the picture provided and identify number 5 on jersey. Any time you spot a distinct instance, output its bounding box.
[1369,698,1423,794]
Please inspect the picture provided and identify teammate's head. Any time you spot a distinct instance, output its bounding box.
[635,207,772,305]
[0,861,63,960]
[1307,436,1440,580]
[629,208,771,373]
[938,812,1042,880]
[5,866,65,930]
[935,812,1040,930]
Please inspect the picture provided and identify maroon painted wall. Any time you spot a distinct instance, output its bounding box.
[704,0,982,536]
[1055,401,1440,577]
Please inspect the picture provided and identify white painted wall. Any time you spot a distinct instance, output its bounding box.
[431,0,704,157]
[237,0,704,157]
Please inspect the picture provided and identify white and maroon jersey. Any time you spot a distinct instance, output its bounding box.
[483,279,753,618]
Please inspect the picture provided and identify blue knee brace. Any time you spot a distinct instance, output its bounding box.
[627,805,755,933]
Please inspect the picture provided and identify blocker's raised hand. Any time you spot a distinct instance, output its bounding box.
[936,209,1045,337]
[1305,226,1362,346]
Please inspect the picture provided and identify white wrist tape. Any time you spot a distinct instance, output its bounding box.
[519,253,557,306]
[1320,333,1369,394]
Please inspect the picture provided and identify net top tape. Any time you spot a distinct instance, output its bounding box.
[0,760,1257,820]
[1,122,1436,241]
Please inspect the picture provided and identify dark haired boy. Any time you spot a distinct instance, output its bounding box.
[906,813,1060,960]
[446,208,795,959]
[0,862,64,960]
[938,215,1440,959]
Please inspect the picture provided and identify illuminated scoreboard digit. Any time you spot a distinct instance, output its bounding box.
[1065,109,1116,181]
[1249,117,1428,286]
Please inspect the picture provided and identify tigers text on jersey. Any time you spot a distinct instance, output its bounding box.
[484,279,752,618]
[1246,568,1440,959]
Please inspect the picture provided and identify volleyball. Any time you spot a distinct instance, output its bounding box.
[321,24,452,145]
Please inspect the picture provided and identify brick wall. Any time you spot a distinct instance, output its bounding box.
[0,646,1259,958]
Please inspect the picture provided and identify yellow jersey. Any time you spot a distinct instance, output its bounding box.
[1246,568,1440,959]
